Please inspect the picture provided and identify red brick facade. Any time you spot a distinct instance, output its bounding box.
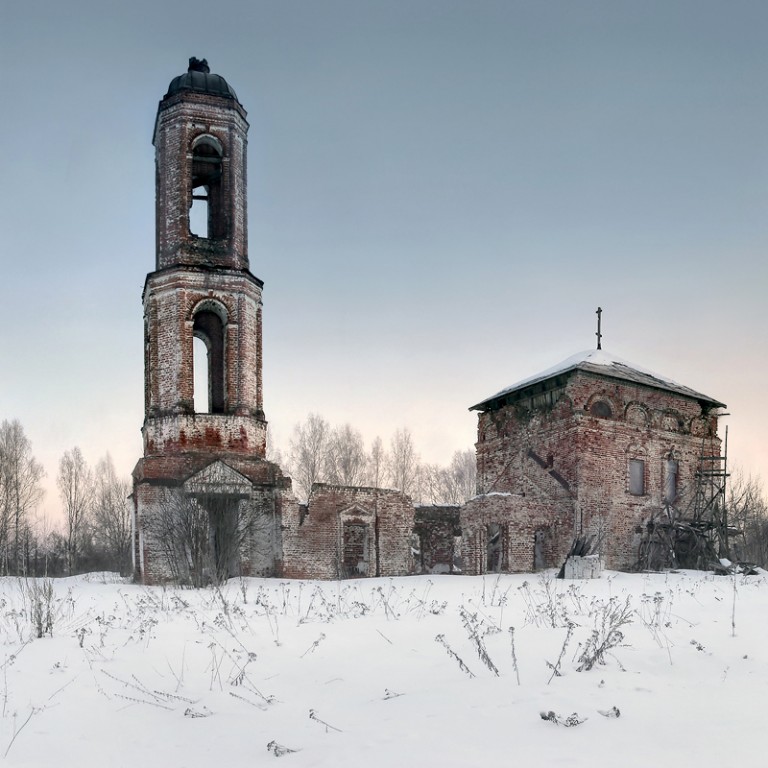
[464,353,725,572]
[281,485,415,579]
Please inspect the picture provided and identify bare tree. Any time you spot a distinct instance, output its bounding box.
[266,424,285,467]
[289,414,331,501]
[388,428,420,497]
[729,472,768,566]
[0,420,45,574]
[91,454,132,575]
[151,489,210,586]
[29,509,58,577]
[367,436,387,489]
[408,450,476,505]
[57,447,93,575]
[151,488,255,586]
[325,424,367,486]
[446,450,477,503]
[417,463,444,505]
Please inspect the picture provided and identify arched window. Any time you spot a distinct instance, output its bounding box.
[190,136,225,239]
[590,400,613,419]
[192,304,226,413]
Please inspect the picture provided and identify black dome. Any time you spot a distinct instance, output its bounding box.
[164,58,239,102]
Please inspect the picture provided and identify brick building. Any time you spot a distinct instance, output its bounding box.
[132,61,726,583]
[463,349,725,573]
[132,60,418,584]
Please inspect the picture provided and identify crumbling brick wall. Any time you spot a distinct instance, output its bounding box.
[133,454,291,584]
[281,485,415,579]
[472,369,722,571]
[461,493,572,574]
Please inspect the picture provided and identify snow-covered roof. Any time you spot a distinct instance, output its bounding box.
[470,349,726,411]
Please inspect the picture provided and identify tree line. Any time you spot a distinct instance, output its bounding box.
[0,420,132,577]
[274,413,477,506]
[4,413,768,576]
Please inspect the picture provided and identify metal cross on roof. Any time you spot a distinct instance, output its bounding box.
[596,306,603,350]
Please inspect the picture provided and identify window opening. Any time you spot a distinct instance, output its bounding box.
[189,193,208,238]
[534,530,546,570]
[665,459,679,504]
[629,459,645,496]
[193,309,226,413]
[342,522,369,577]
[487,523,502,572]
[590,400,612,419]
[193,336,209,413]
[190,138,224,239]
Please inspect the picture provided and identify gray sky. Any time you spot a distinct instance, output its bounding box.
[2,0,767,522]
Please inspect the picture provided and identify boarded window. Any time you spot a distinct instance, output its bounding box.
[590,400,612,419]
[664,460,679,503]
[487,523,502,572]
[629,459,645,496]
[342,522,369,578]
[534,530,546,570]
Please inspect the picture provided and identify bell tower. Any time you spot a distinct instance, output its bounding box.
[133,59,287,584]
[143,57,265,445]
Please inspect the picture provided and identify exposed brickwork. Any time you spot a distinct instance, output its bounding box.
[281,485,415,579]
[153,93,249,272]
[461,493,571,574]
[469,367,723,572]
[133,63,284,585]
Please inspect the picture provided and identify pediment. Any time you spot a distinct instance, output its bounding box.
[184,460,252,497]
[339,503,374,519]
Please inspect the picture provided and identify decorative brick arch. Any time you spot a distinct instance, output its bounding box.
[586,392,616,419]
[189,133,227,239]
[190,299,229,414]
[625,401,651,427]
[660,409,685,433]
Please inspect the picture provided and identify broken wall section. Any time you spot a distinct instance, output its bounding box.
[461,493,573,575]
[413,505,461,574]
[281,484,415,579]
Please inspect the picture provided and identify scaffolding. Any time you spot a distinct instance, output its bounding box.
[637,426,735,571]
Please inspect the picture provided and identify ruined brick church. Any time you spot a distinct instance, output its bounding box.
[132,60,726,583]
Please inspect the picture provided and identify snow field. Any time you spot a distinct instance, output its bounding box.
[0,570,766,767]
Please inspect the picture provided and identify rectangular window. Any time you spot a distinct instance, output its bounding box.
[664,460,679,503]
[629,459,645,495]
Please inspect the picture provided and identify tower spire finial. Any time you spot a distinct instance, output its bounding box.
[595,306,603,350]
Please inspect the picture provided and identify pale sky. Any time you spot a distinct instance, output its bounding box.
[2,0,767,524]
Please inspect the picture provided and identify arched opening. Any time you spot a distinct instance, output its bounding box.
[590,399,612,419]
[189,196,208,238]
[193,336,209,413]
[190,136,225,239]
[193,308,226,413]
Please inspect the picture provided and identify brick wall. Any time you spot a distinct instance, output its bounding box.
[472,369,722,571]
[281,485,415,579]
[154,92,249,272]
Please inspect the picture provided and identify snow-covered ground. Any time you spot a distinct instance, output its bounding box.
[1,569,765,767]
